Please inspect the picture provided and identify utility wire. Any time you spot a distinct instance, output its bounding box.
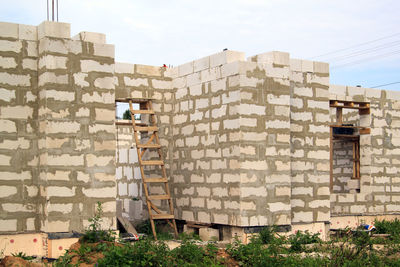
[326,40,400,62]
[308,32,400,60]
[331,49,400,69]
[370,81,400,89]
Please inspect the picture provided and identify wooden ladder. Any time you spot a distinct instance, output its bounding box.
[115,98,178,240]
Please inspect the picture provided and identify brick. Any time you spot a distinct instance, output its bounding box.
[22,58,37,70]
[292,187,313,196]
[80,60,113,73]
[0,56,17,69]
[48,203,73,214]
[0,22,18,38]
[0,219,17,231]
[82,91,114,104]
[82,186,116,198]
[47,154,84,166]
[199,227,219,241]
[207,199,221,209]
[47,121,80,133]
[92,43,114,57]
[210,50,245,68]
[268,202,290,212]
[241,187,267,198]
[0,40,22,53]
[47,220,70,232]
[182,210,194,221]
[47,186,75,197]
[86,155,113,167]
[152,79,171,89]
[38,72,67,86]
[212,187,228,197]
[136,64,161,76]
[94,77,115,89]
[308,200,329,208]
[0,171,31,181]
[39,55,67,69]
[0,155,12,166]
[0,186,17,197]
[292,211,313,223]
[0,72,30,86]
[38,21,70,39]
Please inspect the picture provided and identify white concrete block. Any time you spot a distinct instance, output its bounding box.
[210,50,245,68]
[38,21,70,39]
[0,22,18,39]
[73,31,106,43]
[19,24,37,40]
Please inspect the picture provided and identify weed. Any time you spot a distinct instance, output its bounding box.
[179,231,201,241]
[98,238,171,267]
[53,250,73,267]
[81,202,115,243]
[171,240,220,266]
[258,225,277,244]
[11,251,35,261]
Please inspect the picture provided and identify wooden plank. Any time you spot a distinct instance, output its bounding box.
[359,108,371,115]
[117,216,138,235]
[336,107,343,125]
[359,128,371,135]
[330,127,333,191]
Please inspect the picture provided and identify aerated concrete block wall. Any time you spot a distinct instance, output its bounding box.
[167,50,331,227]
[330,86,400,216]
[0,21,116,233]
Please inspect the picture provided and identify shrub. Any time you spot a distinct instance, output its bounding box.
[288,230,321,252]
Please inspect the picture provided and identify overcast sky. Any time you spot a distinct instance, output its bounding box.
[2,0,400,90]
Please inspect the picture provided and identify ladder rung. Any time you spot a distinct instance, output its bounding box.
[148,194,170,200]
[144,177,168,183]
[141,160,164,166]
[135,126,158,132]
[131,109,155,114]
[115,121,134,126]
[151,214,175,220]
[115,98,154,103]
[137,144,161,149]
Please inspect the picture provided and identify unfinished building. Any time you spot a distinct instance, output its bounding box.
[1,20,400,254]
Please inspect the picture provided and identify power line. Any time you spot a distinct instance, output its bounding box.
[370,81,400,89]
[331,49,400,69]
[326,40,400,62]
[308,32,400,60]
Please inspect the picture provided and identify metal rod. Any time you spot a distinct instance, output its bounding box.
[47,0,49,20]
[52,0,54,21]
[56,0,58,21]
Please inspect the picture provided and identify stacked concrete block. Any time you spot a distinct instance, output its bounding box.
[0,22,39,232]
[0,21,116,233]
[332,141,354,193]
[170,51,246,225]
[288,57,331,224]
